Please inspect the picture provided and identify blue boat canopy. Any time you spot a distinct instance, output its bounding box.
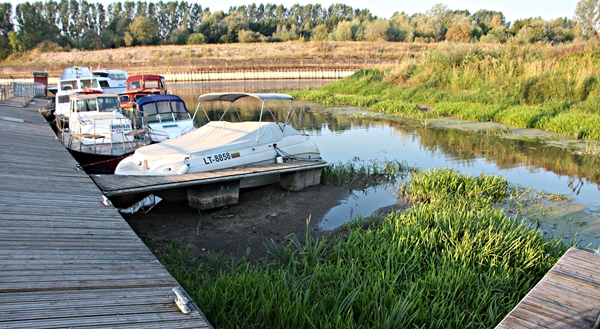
[136,94,185,107]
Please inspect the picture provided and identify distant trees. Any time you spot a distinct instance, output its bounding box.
[0,0,594,61]
[575,0,600,40]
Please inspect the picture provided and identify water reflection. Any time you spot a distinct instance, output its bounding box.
[167,79,600,245]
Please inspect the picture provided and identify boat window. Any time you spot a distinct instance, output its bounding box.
[145,80,159,89]
[80,79,96,89]
[58,95,70,103]
[129,81,141,89]
[87,99,98,111]
[119,95,130,103]
[74,99,86,112]
[141,102,159,123]
[99,80,110,88]
[60,80,75,90]
[156,101,174,122]
[109,73,127,80]
[172,101,191,120]
[98,97,119,112]
[134,94,147,101]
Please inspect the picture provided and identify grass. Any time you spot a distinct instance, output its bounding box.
[287,42,600,143]
[155,167,569,329]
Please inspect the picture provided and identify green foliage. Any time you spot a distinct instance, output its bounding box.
[291,43,600,141]
[494,105,552,128]
[542,110,600,140]
[186,33,206,45]
[128,16,159,46]
[158,169,567,329]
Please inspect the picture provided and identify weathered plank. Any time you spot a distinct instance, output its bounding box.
[495,248,600,329]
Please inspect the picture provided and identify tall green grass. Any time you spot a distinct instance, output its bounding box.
[157,168,567,329]
[289,42,600,141]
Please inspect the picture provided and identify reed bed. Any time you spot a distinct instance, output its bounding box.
[157,167,567,329]
[288,42,600,142]
[321,159,417,185]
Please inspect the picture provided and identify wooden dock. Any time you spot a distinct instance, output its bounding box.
[0,98,212,328]
[496,247,600,328]
[92,161,329,210]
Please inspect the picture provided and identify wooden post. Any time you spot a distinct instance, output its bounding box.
[187,180,240,210]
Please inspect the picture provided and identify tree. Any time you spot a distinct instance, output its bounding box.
[334,20,354,41]
[364,19,389,41]
[446,23,471,42]
[128,15,159,46]
[186,32,205,44]
[312,24,328,40]
[0,3,13,37]
[575,0,600,40]
[13,2,61,52]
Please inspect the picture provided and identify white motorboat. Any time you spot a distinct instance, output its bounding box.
[134,94,196,143]
[115,92,322,187]
[93,69,128,94]
[54,66,103,120]
[56,93,148,174]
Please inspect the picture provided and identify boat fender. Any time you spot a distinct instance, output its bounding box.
[273,144,283,164]
[177,163,190,175]
[177,158,190,174]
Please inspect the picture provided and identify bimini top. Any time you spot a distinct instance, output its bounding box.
[197,92,293,103]
[136,94,184,107]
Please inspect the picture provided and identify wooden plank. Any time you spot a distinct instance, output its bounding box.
[496,248,600,328]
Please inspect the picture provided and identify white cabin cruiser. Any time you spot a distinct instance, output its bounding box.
[56,93,148,174]
[115,93,322,187]
[54,66,103,119]
[93,69,128,94]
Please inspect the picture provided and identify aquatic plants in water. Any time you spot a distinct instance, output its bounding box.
[157,167,567,329]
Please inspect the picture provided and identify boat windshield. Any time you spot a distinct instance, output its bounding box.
[143,100,191,123]
[73,97,120,112]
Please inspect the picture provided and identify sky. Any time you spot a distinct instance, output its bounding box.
[6,0,581,23]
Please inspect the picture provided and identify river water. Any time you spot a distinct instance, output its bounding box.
[169,80,600,248]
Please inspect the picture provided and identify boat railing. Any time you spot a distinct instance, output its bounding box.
[56,112,149,156]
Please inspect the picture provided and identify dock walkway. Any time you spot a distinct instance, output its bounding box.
[0,98,212,328]
[496,247,600,328]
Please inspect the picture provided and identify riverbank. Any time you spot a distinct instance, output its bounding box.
[0,41,432,80]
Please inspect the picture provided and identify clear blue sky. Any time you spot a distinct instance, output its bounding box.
[7,0,581,23]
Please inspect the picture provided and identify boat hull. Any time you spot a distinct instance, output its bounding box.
[68,148,132,174]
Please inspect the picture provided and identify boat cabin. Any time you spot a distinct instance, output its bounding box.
[118,74,167,109]
[71,93,122,113]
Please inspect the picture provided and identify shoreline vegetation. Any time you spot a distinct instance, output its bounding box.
[156,166,570,328]
[287,42,600,147]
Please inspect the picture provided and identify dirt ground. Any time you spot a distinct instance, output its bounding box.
[123,181,383,261]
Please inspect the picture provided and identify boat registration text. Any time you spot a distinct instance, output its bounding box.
[203,151,240,164]
[110,123,132,132]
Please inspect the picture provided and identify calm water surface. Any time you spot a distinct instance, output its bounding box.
[170,80,600,247]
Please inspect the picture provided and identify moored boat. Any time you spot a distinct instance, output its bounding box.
[118,74,167,109]
[134,94,196,143]
[114,92,322,188]
[56,93,149,174]
[93,69,128,94]
[54,66,103,120]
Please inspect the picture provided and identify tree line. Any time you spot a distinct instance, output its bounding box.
[0,0,598,61]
